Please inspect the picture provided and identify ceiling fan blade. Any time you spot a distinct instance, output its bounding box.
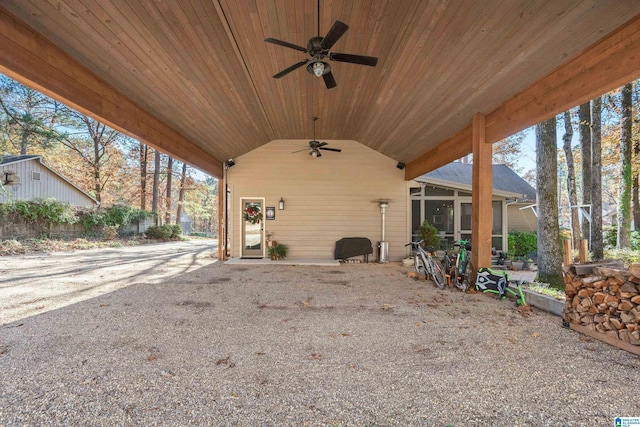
[319,147,342,152]
[291,148,309,153]
[329,52,378,67]
[273,60,308,78]
[317,141,328,147]
[265,38,308,53]
[320,21,349,50]
[322,71,337,89]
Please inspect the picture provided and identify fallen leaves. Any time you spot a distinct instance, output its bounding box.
[517,304,533,316]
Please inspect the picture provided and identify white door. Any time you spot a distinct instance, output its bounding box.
[241,198,265,258]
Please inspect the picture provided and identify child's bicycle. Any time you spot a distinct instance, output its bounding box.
[405,240,447,288]
[475,267,527,306]
[443,239,473,291]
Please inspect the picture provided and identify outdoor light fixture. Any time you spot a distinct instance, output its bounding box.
[307,58,331,78]
[224,158,235,168]
[2,171,19,186]
[313,62,324,77]
[278,198,285,210]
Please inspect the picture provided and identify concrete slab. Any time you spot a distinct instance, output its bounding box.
[224,257,341,266]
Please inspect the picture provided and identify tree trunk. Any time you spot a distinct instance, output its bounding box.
[618,83,633,248]
[176,162,187,225]
[579,102,591,246]
[634,100,640,230]
[140,142,147,210]
[165,156,173,224]
[562,110,580,250]
[536,117,563,286]
[152,150,161,224]
[93,132,101,203]
[20,130,28,155]
[591,97,604,260]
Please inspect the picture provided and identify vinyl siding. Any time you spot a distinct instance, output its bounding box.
[0,159,96,206]
[227,140,408,261]
[507,204,537,233]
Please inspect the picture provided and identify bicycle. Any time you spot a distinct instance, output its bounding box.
[405,240,446,288]
[475,267,527,306]
[443,239,473,291]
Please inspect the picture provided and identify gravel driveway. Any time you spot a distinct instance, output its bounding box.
[0,251,639,426]
[0,239,216,325]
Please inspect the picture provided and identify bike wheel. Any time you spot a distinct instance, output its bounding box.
[456,261,472,292]
[429,258,446,289]
[414,253,427,276]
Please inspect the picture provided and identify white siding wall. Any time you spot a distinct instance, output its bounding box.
[0,160,96,206]
[507,204,537,232]
[228,140,408,261]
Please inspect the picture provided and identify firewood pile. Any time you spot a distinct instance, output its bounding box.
[564,261,640,348]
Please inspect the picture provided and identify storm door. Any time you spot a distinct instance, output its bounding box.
[241,198,264,258]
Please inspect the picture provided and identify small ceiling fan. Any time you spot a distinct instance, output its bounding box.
[292,117,341,158]
[265,1,378,89]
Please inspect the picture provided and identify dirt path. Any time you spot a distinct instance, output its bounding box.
[0,239,217,325]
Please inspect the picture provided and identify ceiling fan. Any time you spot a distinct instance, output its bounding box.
[264,1,378,89]
[292,117,341,158]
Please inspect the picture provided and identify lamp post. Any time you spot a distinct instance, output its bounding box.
[377,199,390,263]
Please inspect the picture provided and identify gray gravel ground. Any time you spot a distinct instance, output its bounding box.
[0,261,639,426]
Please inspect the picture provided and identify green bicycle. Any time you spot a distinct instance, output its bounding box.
[443,239,472,291]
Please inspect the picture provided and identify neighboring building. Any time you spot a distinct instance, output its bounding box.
[226,140,408,261]
[179,212,192,235]
[411,163,537,252]
[0,155,98,207]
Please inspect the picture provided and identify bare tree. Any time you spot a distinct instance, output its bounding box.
[562,110,581,250]
[536,116,563,286]
[176,162,188,225]
[579,102,592,245]
[152,150,161,223]
[165,156,173,224]
[618,83,633,248]
[493,131,526,171]
[57,112,121,203]
[591,97,604,259]
[140,142,148,210]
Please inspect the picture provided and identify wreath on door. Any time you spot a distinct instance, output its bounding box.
[243,204,263,224]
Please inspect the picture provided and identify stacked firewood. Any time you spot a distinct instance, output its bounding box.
[564,261,640,346]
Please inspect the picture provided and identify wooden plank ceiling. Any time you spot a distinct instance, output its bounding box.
[1,0,640,178]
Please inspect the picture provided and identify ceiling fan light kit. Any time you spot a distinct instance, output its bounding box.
[265,3,378,89]
[291,117,341,159]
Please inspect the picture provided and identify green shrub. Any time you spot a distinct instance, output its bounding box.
[603,248,640,265]
[145,224,181,240]
[77,205,153,232]
[0,199,77,224]
[507,230,537,259]
[419,220,440,249]
[170,224,183,238]
[104,205,151,227]
[603,225,640,250]
[268,243,288,260]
